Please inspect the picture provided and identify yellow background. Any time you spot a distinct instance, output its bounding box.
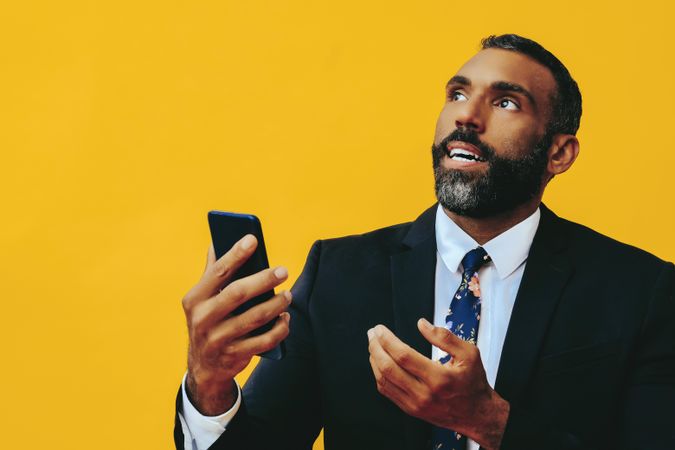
[1,0,673,448]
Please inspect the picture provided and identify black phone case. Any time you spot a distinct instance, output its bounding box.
[207,211,285,360]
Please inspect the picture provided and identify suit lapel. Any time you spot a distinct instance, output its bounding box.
[387,203,574,447]
[494,205,575,404]
[390,204,437,450]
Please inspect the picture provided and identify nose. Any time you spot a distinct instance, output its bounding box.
[454,98,486,133]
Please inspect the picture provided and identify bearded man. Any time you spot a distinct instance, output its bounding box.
[175,34,675,450]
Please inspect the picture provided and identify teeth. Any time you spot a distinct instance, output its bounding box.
[448,147,486,162]
[449,148,476,158]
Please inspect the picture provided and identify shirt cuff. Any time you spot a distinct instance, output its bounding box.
[179,372,242,450]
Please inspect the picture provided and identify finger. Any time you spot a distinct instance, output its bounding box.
[417,318,471,362]
[202,265,289,326]
[192,235,259,303]
[206,290,292,347]
[183,244,224,313]
[372,324,436,382]
[369,354,416,412]
[218,312,291,359]
[367,328,423,395]
[205,244,216,271]
[202,234,258,295]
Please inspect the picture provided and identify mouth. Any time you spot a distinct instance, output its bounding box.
[445,141,487,163]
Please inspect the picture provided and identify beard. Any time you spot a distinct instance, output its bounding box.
[432,128,552,218]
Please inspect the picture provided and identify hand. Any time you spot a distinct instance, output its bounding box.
[182,234,292,415]
[367,319,509,450]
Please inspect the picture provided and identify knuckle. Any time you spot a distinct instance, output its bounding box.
[225,282,246,303]
[267,268,278,282]
[380,362,395,377]
[234,318,250,335]
[250,312,269,329]
[417,391,432,409]
[376,378,386,392]
[188,315,205,340]
[181,294,193,313]
[260,334,276,350]
[439,328,453,342]
[212,260,229,278]
[393,350,410,365]
[234,244,247,259]
[221,343,236,356]
[227,348,245,362]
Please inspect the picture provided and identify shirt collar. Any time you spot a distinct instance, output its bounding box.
[435,204,541,279]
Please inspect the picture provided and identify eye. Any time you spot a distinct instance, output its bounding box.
[496,98,519,110]
[448,90,467,102]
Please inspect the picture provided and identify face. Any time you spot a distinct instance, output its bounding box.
[432,48,558,218]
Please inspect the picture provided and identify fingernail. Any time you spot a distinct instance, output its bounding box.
[283,290,293,303]
[419,318,433,330]
[282,312,290,323]
[241,235,255,250]
[367,328,374,340]
[274,266,288,279]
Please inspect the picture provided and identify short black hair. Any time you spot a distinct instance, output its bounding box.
[481,34,582,136]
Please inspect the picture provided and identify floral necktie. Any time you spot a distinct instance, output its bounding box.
[431,247,491,450]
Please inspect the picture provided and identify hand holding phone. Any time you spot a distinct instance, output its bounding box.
[207,211,286,360]
[181,214,291,416]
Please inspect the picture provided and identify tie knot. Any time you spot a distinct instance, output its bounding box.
[461,247,491,273]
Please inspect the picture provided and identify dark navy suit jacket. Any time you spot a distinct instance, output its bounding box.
[175,204,675,450]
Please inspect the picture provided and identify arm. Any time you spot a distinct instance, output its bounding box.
[173,234,292,449]
[206,241,324,449]
[174,240,324,450]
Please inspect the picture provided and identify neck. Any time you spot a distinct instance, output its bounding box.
[442,197,542,245]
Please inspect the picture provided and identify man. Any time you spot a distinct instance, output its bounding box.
[175,34,675,449]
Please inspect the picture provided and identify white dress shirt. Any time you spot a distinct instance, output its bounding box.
[434,205,540,450]
[179,205,541,450]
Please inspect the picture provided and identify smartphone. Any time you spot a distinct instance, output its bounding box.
[207,211,285,360]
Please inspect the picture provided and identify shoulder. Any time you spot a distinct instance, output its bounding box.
[554,213,672,279]
[294,220,415,288]
[315,220,413,262]
[291,221,416,303]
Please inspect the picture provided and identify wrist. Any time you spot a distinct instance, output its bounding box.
[472,391,510,450]
[186,371,238,416]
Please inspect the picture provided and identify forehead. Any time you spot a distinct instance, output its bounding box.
[455,48,557,105]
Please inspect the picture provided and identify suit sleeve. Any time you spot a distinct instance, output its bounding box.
[499,262,675,450]
[174,241,325,450]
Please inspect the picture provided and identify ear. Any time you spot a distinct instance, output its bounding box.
[547,134,580,177]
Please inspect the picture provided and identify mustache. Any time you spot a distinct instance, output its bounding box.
[435,128,496,160]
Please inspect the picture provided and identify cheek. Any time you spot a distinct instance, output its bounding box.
[490,124,542,158]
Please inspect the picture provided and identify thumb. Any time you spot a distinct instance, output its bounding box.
[417,318,470,360]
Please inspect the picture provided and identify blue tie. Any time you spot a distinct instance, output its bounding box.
[431,247,491,450]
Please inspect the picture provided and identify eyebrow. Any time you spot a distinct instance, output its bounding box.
[446,76,537,108]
